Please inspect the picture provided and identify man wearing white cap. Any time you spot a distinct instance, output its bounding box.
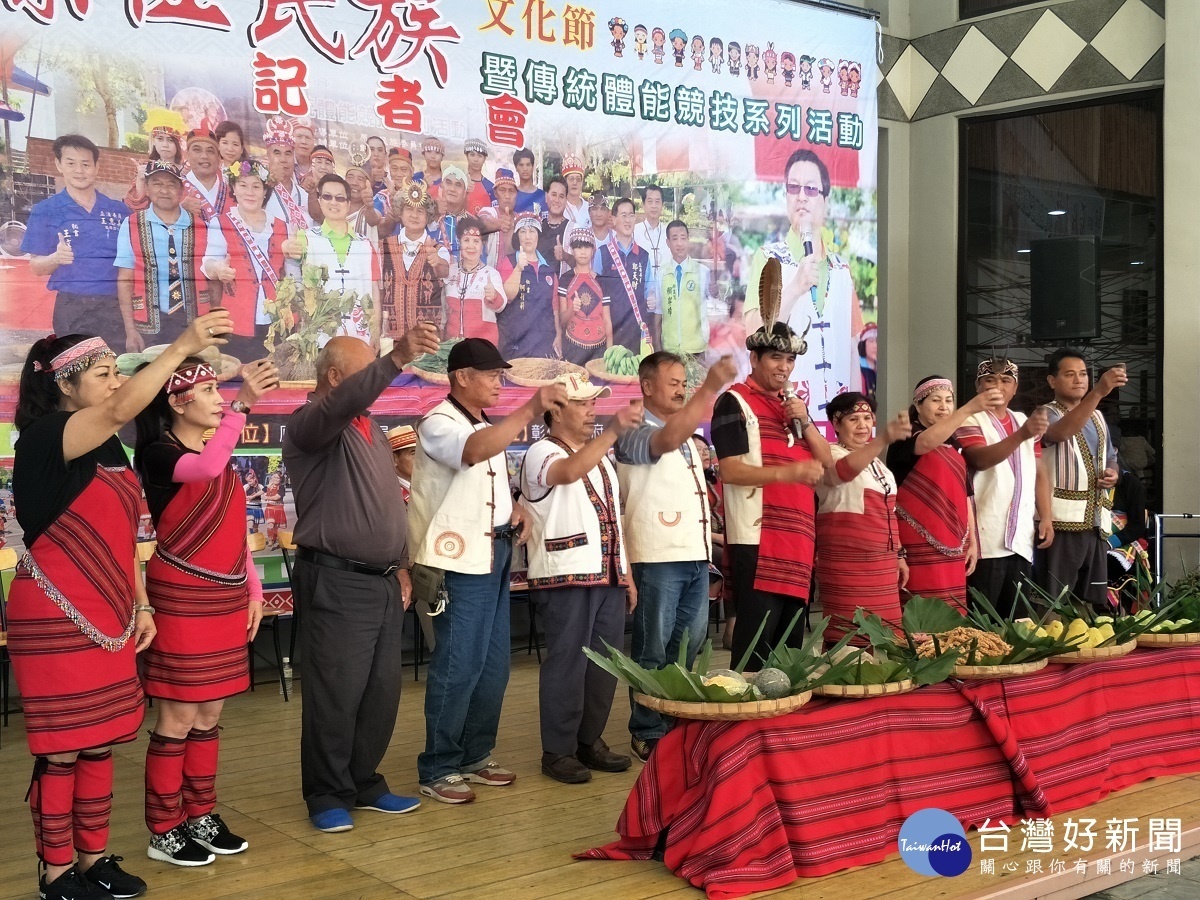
[520,374,643,783]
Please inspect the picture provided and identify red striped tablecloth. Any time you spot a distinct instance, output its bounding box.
[578,648,1200,899]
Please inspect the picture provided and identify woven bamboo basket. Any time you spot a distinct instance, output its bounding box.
[505,358,587,388]
[1053,640,1138,664]
[631,690,812,721]
[1137,631,1200,647]
[813,679,916,699]
[585,358,640,384]
[952,659,1048,679]
[406,366,450,386]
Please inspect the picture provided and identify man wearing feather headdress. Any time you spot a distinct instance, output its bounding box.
[744,149,864,421]
[711,260,833,665]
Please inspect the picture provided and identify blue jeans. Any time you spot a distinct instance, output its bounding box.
[629,560,709,740]
[417,538,512,784]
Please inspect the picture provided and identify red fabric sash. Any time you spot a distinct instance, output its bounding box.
[729,380,816,599]
[154,464,247,583]
[217,212,286,337]
[183,176,230,223]
[896,445,970,554]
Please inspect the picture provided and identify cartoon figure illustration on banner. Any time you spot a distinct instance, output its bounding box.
[764,43,778,83]
[728,41,742,76]
[782,51,797,86]
[838,60,851,95]
[633,24,648,60]
[848,60,862,97]
[819,57,835,93]
[745,43,760,81]
[609,17,627,57]
[710,36,724,73]
[799,53,816,89]
[669,29,687,67]
[651,27,666,64]
[691,36,705,71]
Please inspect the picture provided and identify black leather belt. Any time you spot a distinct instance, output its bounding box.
[296,547,403,578]
[491,524,517,539]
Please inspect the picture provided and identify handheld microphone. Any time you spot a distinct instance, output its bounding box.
[801,230,818,308]
[782,386,807,440]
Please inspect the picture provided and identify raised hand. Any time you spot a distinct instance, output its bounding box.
[1022,407,1049,441]
[611,399,644,434]
[703,355,738,391]
[1098,365,1128,395]
[532,382,569,416]
[967,387,1005,414]
[282,237,304,260]
[392,321,441,365]
[235,358,281,408]
[883,412,912,443]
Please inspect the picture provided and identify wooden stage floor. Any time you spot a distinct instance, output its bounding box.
[0,651,1198,900]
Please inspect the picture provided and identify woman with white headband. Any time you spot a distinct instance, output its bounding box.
[886,376,1004,612]
[9,311,231,900]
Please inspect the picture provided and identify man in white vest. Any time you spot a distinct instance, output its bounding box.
[615,351,737,761]
[520,374,643,784]
[955,357,1053,617]
[743,149,864,420]
[1036,349,1126,610]
[410,338,567,804]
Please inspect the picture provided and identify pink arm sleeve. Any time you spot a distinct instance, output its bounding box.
[170,411,246,483]
[245,545,263,602]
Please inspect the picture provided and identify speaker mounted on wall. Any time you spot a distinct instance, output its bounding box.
[1029,236,1100,342]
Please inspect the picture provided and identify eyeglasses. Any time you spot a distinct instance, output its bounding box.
[318,193,349,202]
[785,183,825,197]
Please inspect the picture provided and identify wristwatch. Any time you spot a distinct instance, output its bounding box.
[797,417,812,431]
[231,400,251,415]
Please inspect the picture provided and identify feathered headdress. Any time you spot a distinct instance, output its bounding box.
[746,257,809,355]
[144,107,187,140]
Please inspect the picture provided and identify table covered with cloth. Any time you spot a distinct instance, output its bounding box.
[577,648,1200,899]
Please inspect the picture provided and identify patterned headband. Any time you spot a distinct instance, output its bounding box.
[459,221,483,238]
[831,400,874,421]
[913,378,954,405]
[309,148,335,164]
[165,362,217,396]
[977,358,1018,379]
[746,321,808,356]
[37,337,116,380]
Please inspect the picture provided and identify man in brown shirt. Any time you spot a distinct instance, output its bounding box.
[282,323,439,832]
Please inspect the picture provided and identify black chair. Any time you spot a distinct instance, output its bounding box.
[0,546,17,745]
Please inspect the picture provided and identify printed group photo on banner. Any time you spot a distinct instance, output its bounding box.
[0,0,878,432]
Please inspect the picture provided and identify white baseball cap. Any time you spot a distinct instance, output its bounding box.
[553,372,611,401]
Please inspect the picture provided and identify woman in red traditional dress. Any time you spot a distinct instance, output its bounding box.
[201,159,289,365]
[263,471,286,550]
[886,376,1005,613]
[442,217,506,344]
[9,314,230,900]
[814,393,912,642]
[133,357,278,867]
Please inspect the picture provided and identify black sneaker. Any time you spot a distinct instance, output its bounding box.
[39,865,112,900]
[630,736,659,763]
[146,825,215,867]
[82,857,146,899]
[187,813,248,855]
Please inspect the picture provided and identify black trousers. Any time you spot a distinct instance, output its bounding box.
[1035,528,1108,610]
[536,585,626,756]
[295,559,404,815]
[968,553,1033,618]
[53,292,125,350]
[727,544,808,671]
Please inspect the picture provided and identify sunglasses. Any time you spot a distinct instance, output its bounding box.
[319,193,349,202]
[785,183,825,197]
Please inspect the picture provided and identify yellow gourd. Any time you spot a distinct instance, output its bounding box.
[1065,618,1089,646]
[1045,620,1065,641]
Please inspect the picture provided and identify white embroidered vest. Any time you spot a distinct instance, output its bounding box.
[720,390,764,546]
[410,400,505,575]
[617,434,710,565]
[968,410,1038,563]
[521,438,626,586]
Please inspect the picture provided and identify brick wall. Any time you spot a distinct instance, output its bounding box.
[26,137,143,198]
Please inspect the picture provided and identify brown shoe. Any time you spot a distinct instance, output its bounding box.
[542,752,591,784]
[577,739,632,772]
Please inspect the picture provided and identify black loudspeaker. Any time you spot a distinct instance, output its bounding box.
[1030,236,1100,341]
